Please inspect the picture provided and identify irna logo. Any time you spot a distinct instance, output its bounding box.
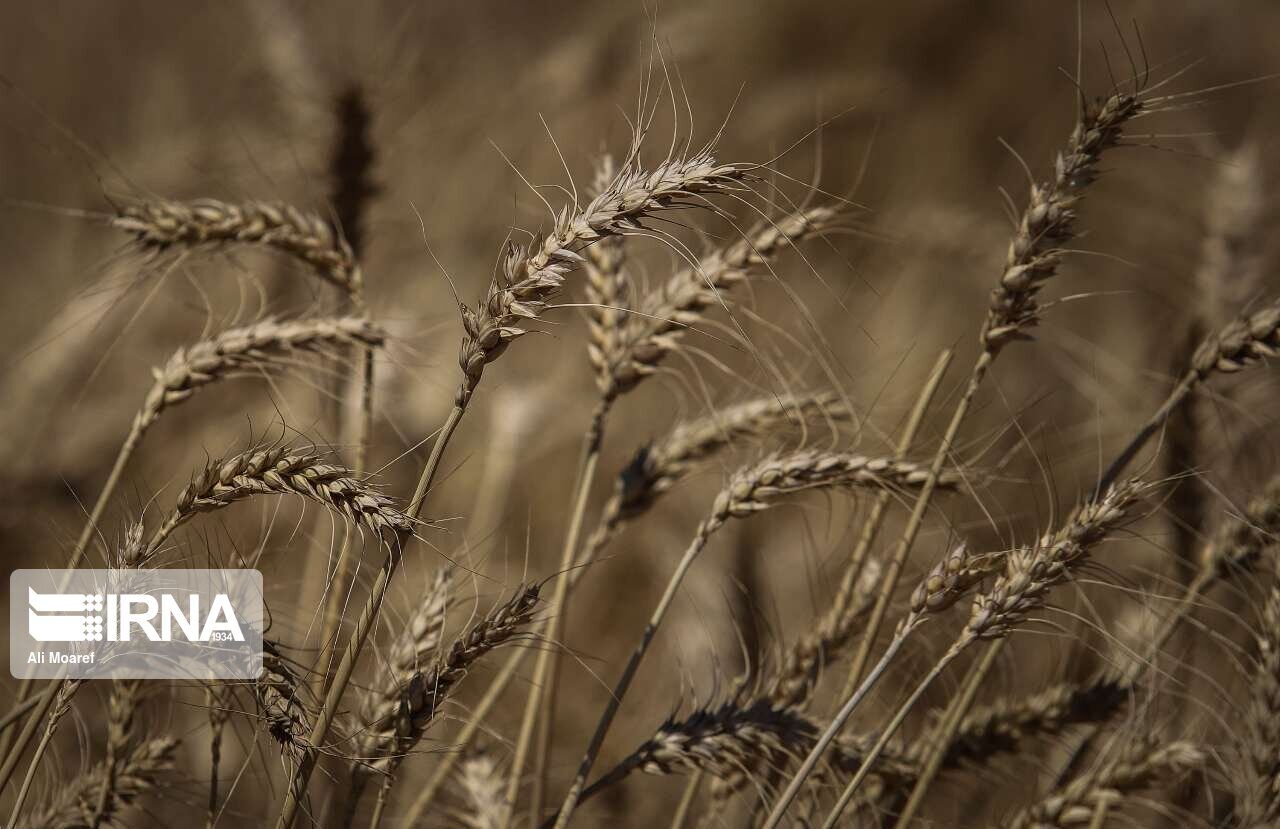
[11,569,263,680]
[27,588,245,643]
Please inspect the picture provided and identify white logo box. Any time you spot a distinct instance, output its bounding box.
[10,569,263,679]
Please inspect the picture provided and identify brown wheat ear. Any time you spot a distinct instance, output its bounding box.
[455,750,512,829]
[145,443,413,561]
[599,204,839,403]
[366,585,539,777]
[257,641,314,762]
[113,199,364,304]
[27,737,177,829]
[355,568,452,771]
[456,149,748,406]
[581,391,851,568]
[1237,582,1280,826]
[999,738,1202,829]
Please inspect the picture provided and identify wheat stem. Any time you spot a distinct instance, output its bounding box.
[893,637,1004,828]
[512,405,608,825]
[274,404,462,829]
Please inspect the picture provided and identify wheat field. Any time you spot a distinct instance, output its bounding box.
[1,1,1279,827]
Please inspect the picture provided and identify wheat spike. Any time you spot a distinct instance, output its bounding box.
[982,92,1144,352]
[114,199,363,303]
[28,738,177,829]
[456,150,747,405]
[601,205,838,403]
[357,568,452,767]
[1000,738,1201,828]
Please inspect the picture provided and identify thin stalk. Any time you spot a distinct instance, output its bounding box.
[833,351,952,626]
[8,679,78,828]
[670,772,703,829]
[0,675,62,795]
[551,519,721,828]
[512,404,609,825]
[1087,798,1111,829]
[275,404,464,829]
[368,776,392,829]
[840,352,990,704]
[816,645,965,829]
[760,632,915,829]
[0,424,147,763]
[8,725,55,827]
[1053,568,1214,786]
[1097,373,1197,496]
[893,639,1005,828]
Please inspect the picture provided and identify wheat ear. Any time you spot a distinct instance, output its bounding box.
[598,204,839,403]
[582,391,851,569]
[145,443,411,561]
[354,568,452,772]
[114,199,364,303]
[362,586,540,829]
[456,751,513,829]
[568,695,916,815]
[1000,738,1202,828]
[87,678,142,828]
[1238,582,1280,826]
[257,641,313,762]
[27,737,177,829]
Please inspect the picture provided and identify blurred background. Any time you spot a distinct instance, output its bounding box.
[0,1,1278,825]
